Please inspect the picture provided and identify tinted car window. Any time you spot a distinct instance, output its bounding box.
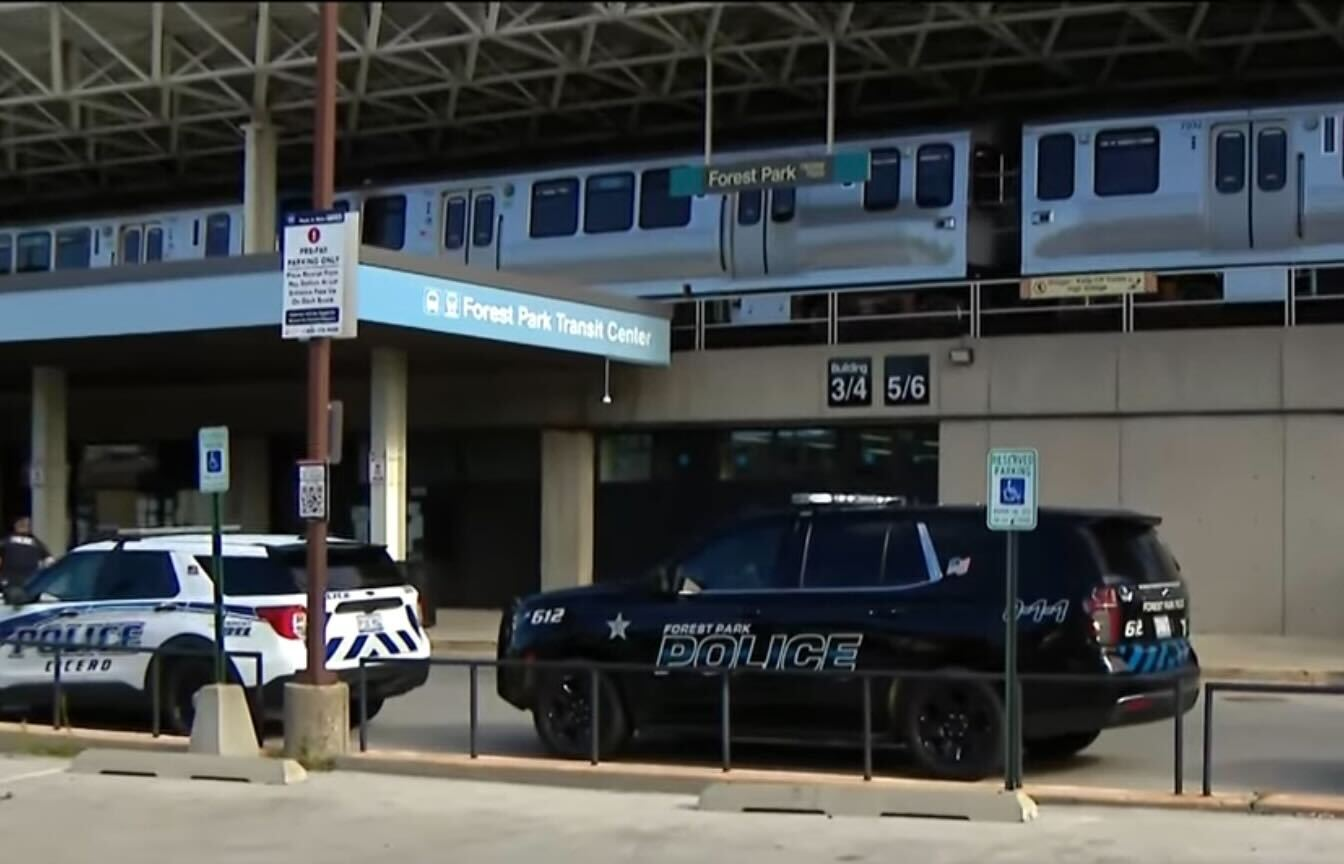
[677,516,790,591]
[1089,520,1180,585]
[23,552,108,602]
[882,521,933,587]
[195,555,299,596]
[273,545,405,592]
[803,516,889,588]
[99,551,179,600]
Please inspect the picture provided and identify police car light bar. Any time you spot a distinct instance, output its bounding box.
[791,492,906,507]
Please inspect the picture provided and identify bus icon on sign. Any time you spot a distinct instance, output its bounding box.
[999,477,1026,506]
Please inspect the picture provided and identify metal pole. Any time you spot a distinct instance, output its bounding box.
[720,670,731,772]
[703,53,713,165]
[305,0,337,687]
[1202,685,1214,796]
[1004,531,1021,791]
[589,667,601,766]
[358,660,369,752]
[826,37,836,154]
[469,664,479,759]
[1173,677,1185,795]
[862,675,873,781]
[211,492,225,683]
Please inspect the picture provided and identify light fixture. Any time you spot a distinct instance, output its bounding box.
[602,358,613,405]
[948,346,975,365]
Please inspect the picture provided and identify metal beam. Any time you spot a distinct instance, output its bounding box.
[253,2,272,113]
[349,1,383,131]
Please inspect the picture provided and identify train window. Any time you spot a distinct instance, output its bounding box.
[1037,133,1075,201]
[638,168,692,229]
[146,227,164,261]
[584,172,635,234]
[1215,131,1246,194]
[864,148,901,211]
[16,232,51,273]
[122,228,141,264]
[915,143,955,209]
[530,177,580,238]
[472,194,496,247]
[0,234,11,275]
[443,197,467,250]
[771,187,796,223]
[1257,128,1287,192]
[205,213,231,258]
[1323,116,1337,156]
[737,189,763,226]
[55,228,92,270]
[1094,127,1160,196]
[362,195,407,250]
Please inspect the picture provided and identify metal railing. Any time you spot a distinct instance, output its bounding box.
[357,656,1195,794]
[1200,680,1344,798]
[668,261,1344,352]
[0,637,265,740]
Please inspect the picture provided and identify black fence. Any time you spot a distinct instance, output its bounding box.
[357,656,1199,794]
[0,637,265,740]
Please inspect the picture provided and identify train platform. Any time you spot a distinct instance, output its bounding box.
[426,609,1344,685]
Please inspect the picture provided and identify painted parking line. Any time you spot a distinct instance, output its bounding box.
[0,766,66,784]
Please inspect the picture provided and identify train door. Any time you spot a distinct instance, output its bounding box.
[440,188,499,271]
[724,190,766,279]
[1209,121,1298,252]
[763,187,799,275]
[118,222,165,264]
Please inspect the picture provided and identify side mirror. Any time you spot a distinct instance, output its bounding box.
[3,585,27,606]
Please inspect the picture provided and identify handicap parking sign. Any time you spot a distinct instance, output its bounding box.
[198,426,230,494]
[987,449,1037,531]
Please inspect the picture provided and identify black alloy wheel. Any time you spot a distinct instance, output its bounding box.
[899,675,1005,782]
[531,667,629,760]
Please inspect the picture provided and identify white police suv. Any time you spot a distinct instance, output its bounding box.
[0,528,431,734]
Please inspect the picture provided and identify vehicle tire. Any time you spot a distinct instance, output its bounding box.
[896,673,1004,782]
[1025,730,1100,761]
[350,695,386,726]
[162,654,216,737]
[530,665,630,760]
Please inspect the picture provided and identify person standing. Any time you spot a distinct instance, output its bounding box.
[0,516,54,591]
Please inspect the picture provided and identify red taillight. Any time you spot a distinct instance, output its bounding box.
[258,605,307,640]
[1084,586,1122,646]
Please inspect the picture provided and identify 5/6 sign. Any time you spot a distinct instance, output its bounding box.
[828,357,872,407]
[884,355,931,406]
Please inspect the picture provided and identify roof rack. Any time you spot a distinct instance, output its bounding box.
[790,492,907,507]
[86,525,246,545]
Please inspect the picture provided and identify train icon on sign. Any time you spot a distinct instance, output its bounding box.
[307,226,321,244]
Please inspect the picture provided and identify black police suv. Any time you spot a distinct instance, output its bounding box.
[496,494,1200,781]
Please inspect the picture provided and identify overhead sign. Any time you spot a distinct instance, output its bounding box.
[1020,271,1157,300]
[197,426,230,494]
[883,355,931,407]
[358,265,670,366]
[827,357,872,408]
[670,151,871,197]
[282,209,360,340]
[987,448,1039,532]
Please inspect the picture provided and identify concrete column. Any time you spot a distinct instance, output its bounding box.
[540,429,595,591]
[242,119,278,255]
[30,367,69,554]
[369,349,408,561]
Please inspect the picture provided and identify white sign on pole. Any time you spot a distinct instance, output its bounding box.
[297,460,328,521]
[282,209,360,340]
[986,448,1038,532]
[197,426,231,494]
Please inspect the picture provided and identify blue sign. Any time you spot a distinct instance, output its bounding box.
[987,448,1038,531]
[198,426,230,494]
[999,477,1025,506]
[358,265,671,366]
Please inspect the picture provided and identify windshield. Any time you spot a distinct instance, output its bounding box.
[1091,520,1181,585]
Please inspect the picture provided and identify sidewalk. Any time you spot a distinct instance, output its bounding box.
[427,609,1344,684]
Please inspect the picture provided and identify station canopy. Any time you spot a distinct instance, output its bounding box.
[1,2,1344,215]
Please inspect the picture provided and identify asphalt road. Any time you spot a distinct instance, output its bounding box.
[356,666,1344,796]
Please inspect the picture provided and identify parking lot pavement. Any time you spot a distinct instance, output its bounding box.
[2,755,1343,863]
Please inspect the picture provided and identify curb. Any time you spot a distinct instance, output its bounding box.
[333,748,1344,820]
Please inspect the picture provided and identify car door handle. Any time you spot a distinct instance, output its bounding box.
[56,609,79,618]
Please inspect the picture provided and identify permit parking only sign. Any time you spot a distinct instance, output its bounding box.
[986,448,1038,531]
[282,209,360,340]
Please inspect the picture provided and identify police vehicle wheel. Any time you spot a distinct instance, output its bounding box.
[163,656,215,736]
[1025,730,1100,762]
[898,675,1004,782]
[531,667,629,760]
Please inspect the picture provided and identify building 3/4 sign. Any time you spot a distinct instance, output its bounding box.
[282,209,360,340]
[827,357,872,407]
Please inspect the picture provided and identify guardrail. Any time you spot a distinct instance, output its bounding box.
[356,656,1195,794]
[0,637,265,740]
[1200,680,1344,798]
[668,262,1344,352]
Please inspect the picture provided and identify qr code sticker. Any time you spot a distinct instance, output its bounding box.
[299,484,324,519]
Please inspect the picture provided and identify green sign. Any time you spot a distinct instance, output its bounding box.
[669,151,871,197]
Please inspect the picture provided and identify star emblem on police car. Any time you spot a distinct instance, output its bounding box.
[606,612,630,640]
